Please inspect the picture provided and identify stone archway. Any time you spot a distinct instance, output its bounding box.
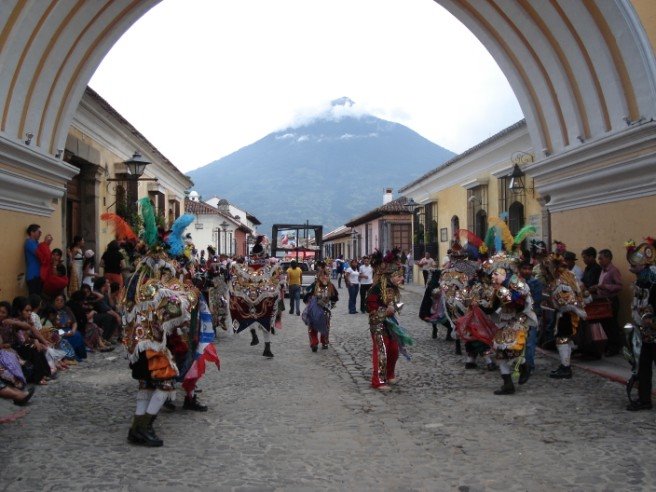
[1,1,655,212]
[1,1,656,301]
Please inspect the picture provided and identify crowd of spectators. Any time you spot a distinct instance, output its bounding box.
[0,224,130,409]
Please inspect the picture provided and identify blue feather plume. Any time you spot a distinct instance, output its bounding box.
[166,214,195,256]
[494,226,503,253]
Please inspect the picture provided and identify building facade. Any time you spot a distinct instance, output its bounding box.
[344,190,413,260]
[184,194,252,257]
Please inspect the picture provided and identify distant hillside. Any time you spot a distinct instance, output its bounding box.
[188,99,455,235]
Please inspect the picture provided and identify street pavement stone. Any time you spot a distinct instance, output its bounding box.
[1,285,656,491]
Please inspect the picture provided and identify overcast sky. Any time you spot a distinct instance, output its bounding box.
[90,0,523,173]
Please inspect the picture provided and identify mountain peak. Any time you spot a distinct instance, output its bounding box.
[331,97,355,108]
[189,113,456,235]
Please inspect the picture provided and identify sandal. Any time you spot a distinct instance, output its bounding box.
[38,379,48,385]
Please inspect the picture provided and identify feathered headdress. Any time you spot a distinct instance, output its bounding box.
[626,238,655,267]
[457,229,483,249]
[488,216,514,252]
[553,240,567,255]
[370,248,404,276]
[513,224,537,246]
[100,213,137,241]
[482,251,520,275]
[456,229,486,258]
[165,214,195,257]
[529,239,548,259]
[139,197,158,248]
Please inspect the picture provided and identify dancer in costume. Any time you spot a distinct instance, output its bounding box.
[165,219,219,412]
[483,252,537,395]
[366,249,413,390]
[478,218,539,395]
[120,199,201,446]
[624,239,656,411]
[441,236,495,365]
[206,258,233,332]
[229,236,282,358]
[302,267,338,352]
[454,266,499,371]
[539,246,588,380]
[419,269,451,341]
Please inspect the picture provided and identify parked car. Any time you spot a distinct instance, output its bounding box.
[279,261,315,297]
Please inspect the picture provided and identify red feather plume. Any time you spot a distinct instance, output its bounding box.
[101,213,137,241]
[457,229,483,248]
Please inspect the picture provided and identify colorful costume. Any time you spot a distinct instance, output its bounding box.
[302,273,338,351]
[366,250,413,390]
[229,258,282,358]
[482,252,537,395]
[539,251,587,379]
[206,262,233,331]
[624,240,656,410]
[120,200,202,446]
[446,258,500,370]
[419,270,451,340]
[122,250,199,446]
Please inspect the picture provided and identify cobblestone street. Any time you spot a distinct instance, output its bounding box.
[1,286,655,491]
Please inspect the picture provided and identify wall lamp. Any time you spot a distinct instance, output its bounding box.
[404,197,420,214]
[25,132,33,145]
[508,151,535,194]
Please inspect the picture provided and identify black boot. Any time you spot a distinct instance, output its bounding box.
[549,365,572,379]
[183,394,208,412]
[518,363,531,384]
[162,399,176,411]
[455,338,462,355]
[431,324,438,339]
[127,415,145,444]
[250,329,259,346]
[134,414,163,447]
[445,328,454,342]
[263,342,274,358]
[494,374,515,395]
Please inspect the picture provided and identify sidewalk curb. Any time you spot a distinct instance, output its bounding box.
[538,348,656,396]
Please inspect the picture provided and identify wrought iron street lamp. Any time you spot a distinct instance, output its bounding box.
[124,151,150,177]
[508,151,534,194]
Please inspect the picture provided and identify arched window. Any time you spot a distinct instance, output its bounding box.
[508,201,525,236]
[475,209,488,239]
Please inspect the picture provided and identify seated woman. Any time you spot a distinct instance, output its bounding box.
[0,332,27,390]
[67,290,112,352]
[48,294,87,361]
[28,294,68,374]
[1,298,52,385]
[0,329,34,405]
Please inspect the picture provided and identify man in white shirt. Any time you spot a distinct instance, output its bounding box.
[405,251,414,284]
[344,259,360,314]
[358,256,374,313]
[417,252,436,285]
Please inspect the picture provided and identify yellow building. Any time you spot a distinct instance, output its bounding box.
[2,87,192,300]
[401,120,543,283]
